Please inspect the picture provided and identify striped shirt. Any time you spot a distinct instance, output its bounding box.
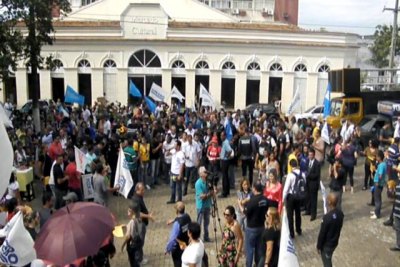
[394,183,400,219]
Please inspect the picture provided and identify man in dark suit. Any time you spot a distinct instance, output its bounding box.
[305,148,321,221]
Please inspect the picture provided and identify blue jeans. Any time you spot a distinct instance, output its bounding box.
[321,246,334,267]
[170,175,182,202]
[150,159,160,185]
[184,166,197,194]
[245,227,264,267]
[139,162,149,185]
[197,207,210,240]
[374,185,383,217]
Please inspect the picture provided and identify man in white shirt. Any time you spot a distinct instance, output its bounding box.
[167,140,185,204]
[283,159,306,238]
[82,106,91,123]
[182,135,201,196]
[163,134,176,183]
[184,122,196,137]
[103,117,111,138]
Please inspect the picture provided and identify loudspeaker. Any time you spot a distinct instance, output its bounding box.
[328,68,360,95]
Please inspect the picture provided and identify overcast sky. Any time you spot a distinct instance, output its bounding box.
[299,0,394,35]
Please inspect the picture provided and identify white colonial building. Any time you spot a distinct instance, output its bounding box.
[1,0,359,112]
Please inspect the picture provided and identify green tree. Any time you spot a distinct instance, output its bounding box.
[0,1,24,81]
[369,24,400,68]
[12,0,71,132]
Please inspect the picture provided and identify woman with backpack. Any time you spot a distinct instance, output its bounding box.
[122,201,144,267]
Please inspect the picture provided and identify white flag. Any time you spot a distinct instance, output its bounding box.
[278,209,300,267]
[321,122,330,144]
[114,148,134,198]
[149,83,167,102]
[199,84,215,108]
[74,146,87,174]
[287,86,300,115]
[82,174,95,199]
[0,115,13,197]
[0,212,36,266]
[199,83,210,99]
[320,181,328,214]
[0,105,13,128]
[170,86,185,102]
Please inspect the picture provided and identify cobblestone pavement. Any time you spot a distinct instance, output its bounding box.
[29,162,400,267]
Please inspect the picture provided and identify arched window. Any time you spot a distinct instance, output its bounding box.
[78,59,91,68]
[172,60,185,69]
[294,63,307,72]
[196,61,209,69]
[51,59,64,72]
[128,49,161,68]
[222,61,235,70]
[270,63,283,71]
[247,62,260,71]
[103,59,117,68]
[318,64,330,73]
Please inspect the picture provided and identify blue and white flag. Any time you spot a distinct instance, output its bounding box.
[145,96,157,114]
[0,212,36,266]
[149,82,167,102]
[199,84,215,109]
[65,85,85,106]
[278,209,300,267]
[114,148,134,199]
[287,86,300,115]
[321,122,330,145]
[129,80,142,98]
[323,82,332,118]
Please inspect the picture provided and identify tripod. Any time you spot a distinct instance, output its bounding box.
[209,182,223,261]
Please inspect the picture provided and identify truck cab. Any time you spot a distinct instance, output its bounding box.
[327,97,363,128]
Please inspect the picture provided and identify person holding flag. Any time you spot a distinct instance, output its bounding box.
[124,138,139,187]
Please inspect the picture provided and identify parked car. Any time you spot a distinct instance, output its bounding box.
[245,103,278,116]
[359,114,393,149]
[294,105,324,121]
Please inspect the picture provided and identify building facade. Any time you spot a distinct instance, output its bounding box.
[1,0,358,112]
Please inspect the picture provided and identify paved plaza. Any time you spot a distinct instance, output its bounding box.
[30,162,400,267]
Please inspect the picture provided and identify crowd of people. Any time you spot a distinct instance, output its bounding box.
[1,97,400,267]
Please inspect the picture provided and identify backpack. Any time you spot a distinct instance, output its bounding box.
[292,171,306,200]
[128,219,145,250]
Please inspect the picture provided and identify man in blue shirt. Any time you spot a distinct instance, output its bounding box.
[165,202,191,267]
[371,150,387,219]
[195,166,213,242]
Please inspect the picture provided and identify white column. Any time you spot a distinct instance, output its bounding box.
[281,72,295,113]
[185,70,195,107]
[234,70,247,110]
[260,71,270,103]
[40,70,52,100]
[91,68,104,101]
[64,68,78,92]
[306,73,319,109]
[15,69,28,107]
[209,70,222,106]
[162,69,172,106]
[116,68,128,105]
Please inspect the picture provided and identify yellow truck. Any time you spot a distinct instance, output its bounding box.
[326,68,400,128]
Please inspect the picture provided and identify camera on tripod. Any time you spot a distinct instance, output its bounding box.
[206,171,219,190]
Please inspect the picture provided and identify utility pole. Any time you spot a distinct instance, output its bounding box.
[384,0,399,89]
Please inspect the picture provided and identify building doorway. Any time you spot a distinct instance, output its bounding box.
[268,77,282,104]
[246,79,260,106]
[4,76,17,104]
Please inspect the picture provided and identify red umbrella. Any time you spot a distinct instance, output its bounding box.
[34,202,115,266]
